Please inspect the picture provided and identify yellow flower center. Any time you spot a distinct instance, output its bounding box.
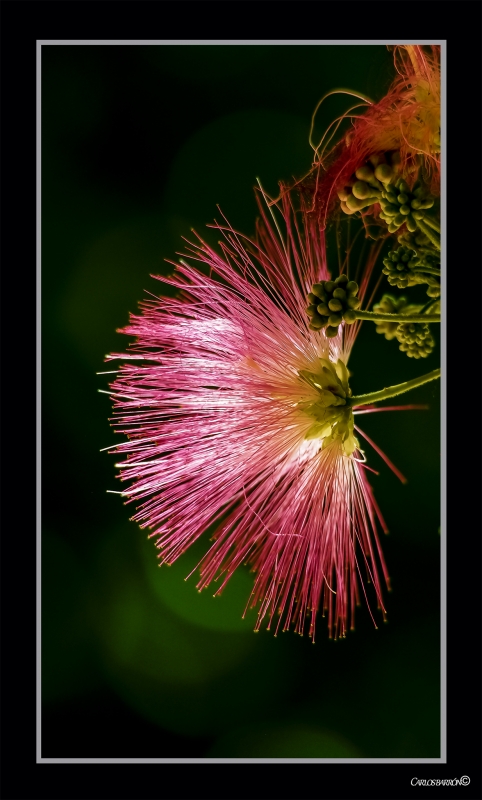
[298,358,359,456]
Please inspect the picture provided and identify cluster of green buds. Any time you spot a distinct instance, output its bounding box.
[382,245,440,297]
[396,321,435,359]
[337,153,400,215]
[382,246,421,288]
[378,179,435,233]
[306,275,360,337]
[372,294,409,340]
[398,229,438,259]
[337,153,437,239]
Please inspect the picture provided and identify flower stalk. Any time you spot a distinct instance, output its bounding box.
[354,309,440,324]
[349,368,441,407]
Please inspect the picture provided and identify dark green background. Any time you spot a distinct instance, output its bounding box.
[42,44,440,759]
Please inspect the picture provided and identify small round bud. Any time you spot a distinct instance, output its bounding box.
[398,180,409,193]
[332,287,346,301]
[397,193,409,205]
[335,274,349,285]
[306,304,318,317]
[307,292,318,304]
[355,166,374,182]
[352,181,371,200]
[346,296,361,310]
[324,281,335,293]
[325,325,340,338]
[311,283,326,299]
[317,303,330,315]
[374,164,393,183]
[346,280,359,294]
[328,298,343,312]
[309,314,324,329]
[343,309,357,324]
[400,204,411,215]
[328,313,342,326]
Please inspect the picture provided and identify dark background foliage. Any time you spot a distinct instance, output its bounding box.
[42,44,440,759]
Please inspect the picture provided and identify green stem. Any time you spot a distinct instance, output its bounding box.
[355,310,440,323]
[419,298,440,314]
[349,368,441,407]
[416,219,441,251]
[421,215,440,234]
[411,265,441,276]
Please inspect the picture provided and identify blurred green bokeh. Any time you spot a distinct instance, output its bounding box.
[41,44,440,759]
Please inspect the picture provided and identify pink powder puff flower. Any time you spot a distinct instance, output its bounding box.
[105,189,411,641]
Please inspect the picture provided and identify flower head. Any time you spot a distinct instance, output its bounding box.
[301,45,440,230]
[106,190,395,640]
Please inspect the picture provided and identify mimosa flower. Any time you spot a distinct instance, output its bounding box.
[302,45,440,229]
[105,191,407,640]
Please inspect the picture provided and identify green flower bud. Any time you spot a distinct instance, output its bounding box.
[328,298,343,312]
[346,280,358,294]
[346,296,361,309]
[352,180,371,199]
[335,274,349,285]
[325,325,340,338]
[317,303,330,315]
[312,283,326,299]
[406,215,418,232]
[310,313,324,329]
[324,281,335,293]
[374,164,393,183]
[343,309,357,324]
[306,304,318,317]
[328,313,343,326]
[355,166,374,182]
[332,287,346,301]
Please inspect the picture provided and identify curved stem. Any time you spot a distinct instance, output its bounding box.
[355,310,440,323]
[416,219,440,251]
[412,265,441,276]
[420,215,440,234]
[419,298,440,315]
[349,368,441,407]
